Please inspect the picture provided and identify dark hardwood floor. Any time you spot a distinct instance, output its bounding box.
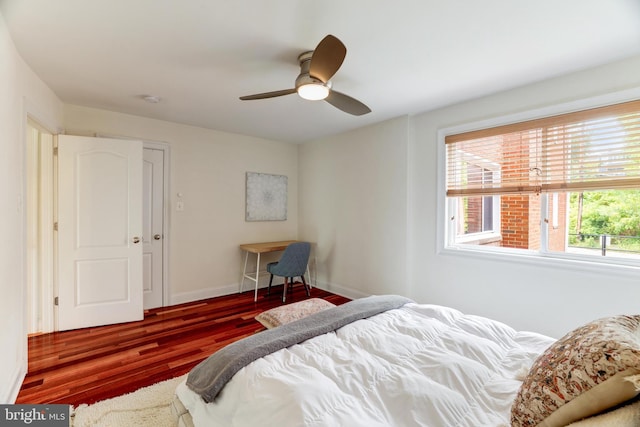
[17,285,350,406]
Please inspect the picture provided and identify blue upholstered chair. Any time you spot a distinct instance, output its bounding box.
[266,242,311,303]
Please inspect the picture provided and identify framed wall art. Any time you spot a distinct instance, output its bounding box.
[245,172,288,221]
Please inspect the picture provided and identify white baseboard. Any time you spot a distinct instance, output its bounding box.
[310,281,370,300]
[169,278,279,305]
[2,365,26,404]
[169,280,368,306]
[170,283,240,306]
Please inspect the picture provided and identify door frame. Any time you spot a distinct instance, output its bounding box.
[23,101,62,335]
[25,119,56,334]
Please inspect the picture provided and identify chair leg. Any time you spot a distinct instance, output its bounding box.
[282,277,288,303]
[267,274,274,296]
[301,275,310,297]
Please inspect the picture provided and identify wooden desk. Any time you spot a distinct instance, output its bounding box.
[239,240,300,302]
[239,240,297,254]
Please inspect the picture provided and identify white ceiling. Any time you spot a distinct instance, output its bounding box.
[2,1,640,143]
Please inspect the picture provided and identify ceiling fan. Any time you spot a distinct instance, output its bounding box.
[239,35,371,116]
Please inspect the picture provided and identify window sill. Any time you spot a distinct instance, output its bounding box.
[455,232,501,245]
[440,244,640,279]
[455,234,502,246]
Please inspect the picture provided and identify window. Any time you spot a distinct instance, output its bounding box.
[453,159,501,244]
[444,99,640,265]
[565,189,640,259]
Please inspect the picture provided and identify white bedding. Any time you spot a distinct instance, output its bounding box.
[175,303,554,427]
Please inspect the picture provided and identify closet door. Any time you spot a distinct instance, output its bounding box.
[57,135,143,330]
[142,147,165,309]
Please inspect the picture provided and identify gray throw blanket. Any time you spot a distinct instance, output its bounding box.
[186,294,413,402]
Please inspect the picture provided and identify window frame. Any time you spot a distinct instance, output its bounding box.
[448,154,502,244]
[450,195,501,245]
[437,88,640,273]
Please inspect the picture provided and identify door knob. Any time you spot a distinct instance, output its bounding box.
[154,234,162,240]
[132,236,140,244]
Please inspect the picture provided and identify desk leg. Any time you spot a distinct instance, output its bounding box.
[239,251,249,293]
[254,253,260,302]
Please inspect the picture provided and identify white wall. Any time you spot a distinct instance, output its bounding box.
[300,55,640,338]
[298,117,409,298]
[0,11,63,402]
[64,106,299,303]
[410,55,640,338]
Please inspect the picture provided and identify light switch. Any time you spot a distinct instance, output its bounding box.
[176,201,184,211]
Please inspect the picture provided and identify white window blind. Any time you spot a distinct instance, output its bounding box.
[446,99,640,197]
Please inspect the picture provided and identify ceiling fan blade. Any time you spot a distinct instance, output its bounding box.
[309,35,346,83]
[239,88,296,100]
[325,90,371,116]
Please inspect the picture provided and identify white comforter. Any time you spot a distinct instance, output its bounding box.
[175,303,553,427]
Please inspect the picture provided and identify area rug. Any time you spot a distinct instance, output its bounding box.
[72,374,186,427]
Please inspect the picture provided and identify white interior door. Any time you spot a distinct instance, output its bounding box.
[143,148,164,309]
[57,135,143,331]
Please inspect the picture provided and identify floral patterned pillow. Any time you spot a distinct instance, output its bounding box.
[511,315,640,427]
[255,298,336,329]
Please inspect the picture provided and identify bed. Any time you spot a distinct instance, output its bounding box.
[172,295,640,427]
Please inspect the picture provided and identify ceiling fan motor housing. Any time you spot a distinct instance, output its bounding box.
[295,51,331,90]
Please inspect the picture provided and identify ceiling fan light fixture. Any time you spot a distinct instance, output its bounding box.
[297,83,329,101]
[239,35,370,115]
